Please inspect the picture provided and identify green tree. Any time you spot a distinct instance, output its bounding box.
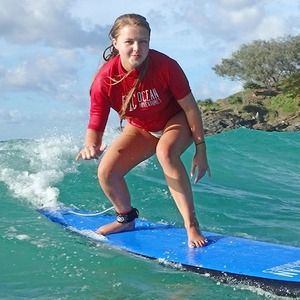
[279,72,300,97]
[213,35,300,88]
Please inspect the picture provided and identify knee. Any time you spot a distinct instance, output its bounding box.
[156,143,178,167]
[97,164,116,188]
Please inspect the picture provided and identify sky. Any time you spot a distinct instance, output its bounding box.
[0,0,299,140]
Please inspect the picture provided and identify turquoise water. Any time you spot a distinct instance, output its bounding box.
[1,128,299,300]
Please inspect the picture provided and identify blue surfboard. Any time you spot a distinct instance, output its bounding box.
[39,207,300,297]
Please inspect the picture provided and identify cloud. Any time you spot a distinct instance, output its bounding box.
[175,1,264,43]
[194,75,242,100]
[171,0,299,48]
[0,109,25,124]
[255,16,287,40]
[218,0,262,10]
[0,0,108,49]
[0,49,85,102]
[0,106,88,140]
[0,1,108,105]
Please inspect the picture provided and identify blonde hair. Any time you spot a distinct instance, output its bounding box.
[103,14,151,120]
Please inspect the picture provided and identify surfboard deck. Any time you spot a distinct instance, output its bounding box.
[39,207,300,297]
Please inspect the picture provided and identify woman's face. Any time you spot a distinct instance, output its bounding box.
[113,25,150,71]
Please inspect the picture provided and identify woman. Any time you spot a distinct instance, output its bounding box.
[76,13,210,248]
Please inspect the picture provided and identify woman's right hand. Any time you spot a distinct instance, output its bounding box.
[76,144,107,161]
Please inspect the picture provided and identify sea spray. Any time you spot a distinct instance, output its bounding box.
[0,135,78,208]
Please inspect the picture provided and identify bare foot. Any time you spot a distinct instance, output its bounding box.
[186,224,208,248]
[96,220,135,235]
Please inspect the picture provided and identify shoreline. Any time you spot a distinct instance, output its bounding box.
[202,109,300,136]
[200,88,300,136]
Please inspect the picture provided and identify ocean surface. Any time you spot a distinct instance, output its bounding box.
[1,128,299,300]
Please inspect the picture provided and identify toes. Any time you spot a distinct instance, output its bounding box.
[189,239,208,248]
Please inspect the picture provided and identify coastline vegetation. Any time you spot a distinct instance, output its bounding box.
[198,35,300,128]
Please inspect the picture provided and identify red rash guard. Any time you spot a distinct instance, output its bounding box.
[88,49,191,132]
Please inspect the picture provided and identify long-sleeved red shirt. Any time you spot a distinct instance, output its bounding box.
[88,49,191,132]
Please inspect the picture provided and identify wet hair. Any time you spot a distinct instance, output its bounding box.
[102,14,151,121]
[103,13,151,61]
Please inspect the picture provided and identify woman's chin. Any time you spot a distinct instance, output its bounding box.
[130,57,146,69]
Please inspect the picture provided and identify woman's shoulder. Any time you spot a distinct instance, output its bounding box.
[149,49,176,63]
[90,56,119,92]
[95,55,120,78]
[149,49,183,75]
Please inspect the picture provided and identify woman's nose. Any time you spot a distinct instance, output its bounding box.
[133,41,139,51]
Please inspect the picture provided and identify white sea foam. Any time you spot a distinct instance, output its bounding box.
[0,126,138,209]
[68,227,107,242]
[1,168,61,208]
[0,135,78,208]
[236,283,293,299]
[15,234,31,241]
[157,258,183,270]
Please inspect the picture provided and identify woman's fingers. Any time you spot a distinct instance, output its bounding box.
[191,163,211,183]
[76,144,106,161]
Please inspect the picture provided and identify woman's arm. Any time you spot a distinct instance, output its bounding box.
[178,93,211,182]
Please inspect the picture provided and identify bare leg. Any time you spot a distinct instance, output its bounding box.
[96,124,157,235]
[156,112,207,248]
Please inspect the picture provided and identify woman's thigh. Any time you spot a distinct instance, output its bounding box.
[157,111,192,158]
[99,124,158,177]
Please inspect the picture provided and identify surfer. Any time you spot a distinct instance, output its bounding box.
[76,14,210,248]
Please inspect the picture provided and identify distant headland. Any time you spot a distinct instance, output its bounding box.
[203,35,300,135]
[199,87,300,136]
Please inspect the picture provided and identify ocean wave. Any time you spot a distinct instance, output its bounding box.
[0,135,79,208]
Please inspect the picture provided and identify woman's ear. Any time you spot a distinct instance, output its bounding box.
[112,38,118,50]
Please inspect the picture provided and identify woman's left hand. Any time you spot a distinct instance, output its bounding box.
[191,144,211,183]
